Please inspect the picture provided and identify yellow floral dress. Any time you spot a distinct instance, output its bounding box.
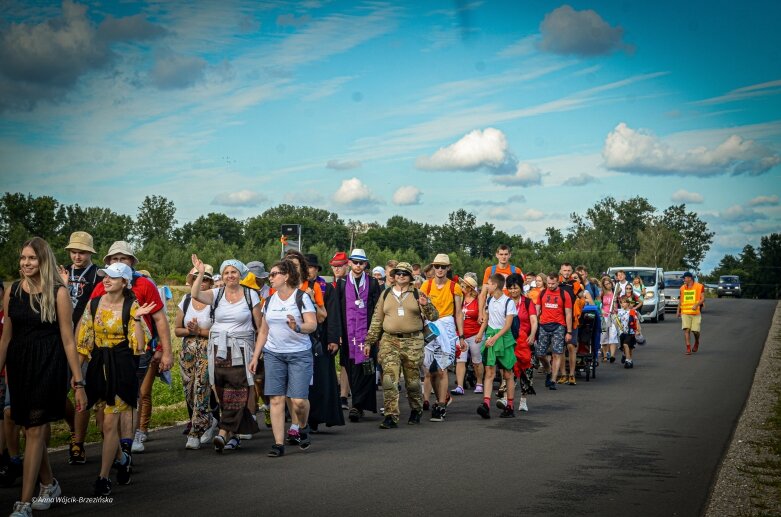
[77,299,149,413]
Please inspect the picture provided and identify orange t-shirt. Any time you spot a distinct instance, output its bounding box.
[483,264,524,295]
[573,297,586,329]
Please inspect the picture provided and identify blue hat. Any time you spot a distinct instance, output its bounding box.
[349,248,368,261]
[683,272,694,278]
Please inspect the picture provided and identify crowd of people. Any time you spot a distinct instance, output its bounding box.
[0,233,706,516]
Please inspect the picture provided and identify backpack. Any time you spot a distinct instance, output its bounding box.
[538,287,572,321]
[89,295,134,343]
[486,296,513,334]
[211,286,257,330]
[491,264,521,277]
[423,279,456,297]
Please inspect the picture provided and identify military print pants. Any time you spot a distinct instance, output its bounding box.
[377,335,424,420]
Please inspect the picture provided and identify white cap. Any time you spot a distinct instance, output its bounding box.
[98,262,133,282]
[372,266,386,278]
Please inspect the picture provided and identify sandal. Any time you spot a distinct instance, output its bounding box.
[267,443,285,457]
[213,434,226,453]
[224,437,241,451]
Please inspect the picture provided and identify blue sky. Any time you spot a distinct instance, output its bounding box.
[1,0,780,271]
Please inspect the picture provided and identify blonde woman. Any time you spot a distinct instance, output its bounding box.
[0,237,87,517]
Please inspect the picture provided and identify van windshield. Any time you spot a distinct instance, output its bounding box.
[720,276,739,283]
[664,274,684,288]
[623,270,657,287]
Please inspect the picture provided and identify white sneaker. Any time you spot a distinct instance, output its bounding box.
[519,399,529,412]
[31,478,61,510]
[237,434,252,440]
[495,398,508,410]
[131,430,146,453]
[11,502,32,517]
[185,436,200,450]
[200,418,218,445]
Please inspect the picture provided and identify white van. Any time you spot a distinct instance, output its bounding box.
[606,267,666,322]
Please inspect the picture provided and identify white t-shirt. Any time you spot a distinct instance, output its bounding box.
[178,294,213,330]
[263,291,316,353]
[208,287,260,334]
[487,294,517,330]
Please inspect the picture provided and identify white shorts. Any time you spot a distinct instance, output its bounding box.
[457,335,483,364]
[423,316,456,371]
[601,316,619,345]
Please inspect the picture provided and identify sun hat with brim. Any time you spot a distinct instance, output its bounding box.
[372,266,386,278]
[432,253,451,266]
[188,265,214,279]
[65,231,96,254]
[304,254,323,272]
[98,263,133,283]
[329,252,348,266]
[391,262,414,276]
[246,261,269,279]
[103,241,138,266]
[349,248,368,262]
[461,276,478,290]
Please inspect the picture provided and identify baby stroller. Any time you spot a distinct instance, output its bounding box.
[574,305,601,381]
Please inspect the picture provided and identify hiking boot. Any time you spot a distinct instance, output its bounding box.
[299,426,311,450]
[408,410,422,425]
[31,478,61,510]
[477,402,490,419]
[379,416,398,429]
[500,407,516,418]
[69,442,86,465]
[568,375,576,385]
[93,477,112,497]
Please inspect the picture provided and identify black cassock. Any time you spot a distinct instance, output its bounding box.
[308,281,345,428]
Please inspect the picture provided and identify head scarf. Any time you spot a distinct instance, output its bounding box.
[219,259,249,280]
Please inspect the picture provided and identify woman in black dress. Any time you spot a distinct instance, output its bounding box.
[0,237,87,517]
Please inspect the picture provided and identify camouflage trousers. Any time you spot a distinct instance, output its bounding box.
[377,334,424,420]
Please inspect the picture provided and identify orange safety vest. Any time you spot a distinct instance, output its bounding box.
[679,283,704,315]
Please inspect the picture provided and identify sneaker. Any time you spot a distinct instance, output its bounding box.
[31,478,61,510]
[267,443,285,457]
[422,400,430,411]
[200,418,219,445]
[477,402,490,419]
[408,410,422,425]
[236,434,253,440]
[348,407,362,422]
[131,430,146,453]
[500,407,516,418]
[379,416,398,429]
[93,476,112,496]
[518,399,529,412]
[495,398,508,410]
[10,501,32,517]
[115,452,131,485]
[430,405,445,422]
[544,373,552,387]
[549,382,557,390]
[450,386,464,396]
[69,442,86,465]
[557,376,567,384]
[473,384,484,394]
[693,342,699,353]
[224,437,241,451]
[285,429,301,445]
[568,375,576,385]
[626,361,634,369]
[185,436,201,450]
[340,397,349,410]
[609,355,616,363]
[299,426,311,450]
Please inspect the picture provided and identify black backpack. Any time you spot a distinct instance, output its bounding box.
[89,295,134,343]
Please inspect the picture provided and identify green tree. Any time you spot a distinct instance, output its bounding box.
[244,205,349,251]
[361,216,432,259]
[176,213,244,246]
[636,219,685,270]
[757,234,781,298]
[60,204,134,257]
[136,195,177,245]
[661,204,714,272]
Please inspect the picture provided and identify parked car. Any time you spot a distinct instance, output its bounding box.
[606,267,666,322]
[663,271,688,313]
[718,275,742,298]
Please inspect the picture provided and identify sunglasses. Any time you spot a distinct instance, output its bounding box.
[268,271,283,278]
[433,265,448,270]
[394,271,411,277]
[351,261,367,266]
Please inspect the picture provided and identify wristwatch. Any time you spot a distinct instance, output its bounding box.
[74,380,86,388]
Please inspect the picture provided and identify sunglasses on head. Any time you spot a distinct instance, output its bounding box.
[433,265,448,270]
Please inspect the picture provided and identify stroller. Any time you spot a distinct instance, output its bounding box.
[574,305,601,381]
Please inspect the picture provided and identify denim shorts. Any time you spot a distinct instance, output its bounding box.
[263,349,313,399]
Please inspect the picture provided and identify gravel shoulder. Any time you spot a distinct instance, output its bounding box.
[705,301,781,516]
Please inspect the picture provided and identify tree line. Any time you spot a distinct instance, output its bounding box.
[3,191,773,298]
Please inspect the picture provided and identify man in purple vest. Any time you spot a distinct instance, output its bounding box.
[336,249,382,423]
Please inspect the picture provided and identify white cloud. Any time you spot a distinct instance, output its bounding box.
[497,35,539,58]
[416,128,513,171]
[392,186,422,206]
[538,5,631,57]
[521,208,545,221]
[749,195,779,206]
[671,189,704,204]
[332,177,377,206]
[562,173,599,186]
[493,163,543,186]
[326,159,361,170]
[693,79,781,106]
[486,206,545,221]
[150,51,207,90]
[719,204,767,222]
[603,122,781,176]
[302,75,355,101]
[211,189,267,207]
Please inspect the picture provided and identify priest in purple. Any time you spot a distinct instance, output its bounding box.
[336,249,382,422]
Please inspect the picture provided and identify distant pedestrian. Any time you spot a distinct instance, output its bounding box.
[677,272,704,354]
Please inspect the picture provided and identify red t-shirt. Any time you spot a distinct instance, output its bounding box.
[461,297,481,338]
[535,287,572,326]
[91,275,164,333]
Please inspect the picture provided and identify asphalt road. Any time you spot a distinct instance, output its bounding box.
[1,299,776,517]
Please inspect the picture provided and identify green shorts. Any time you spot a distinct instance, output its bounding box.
[481,327,517,370]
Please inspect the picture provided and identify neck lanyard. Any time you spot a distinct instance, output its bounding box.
[70,264,93,284]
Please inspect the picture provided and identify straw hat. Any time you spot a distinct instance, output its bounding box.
[432,253,450,266]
